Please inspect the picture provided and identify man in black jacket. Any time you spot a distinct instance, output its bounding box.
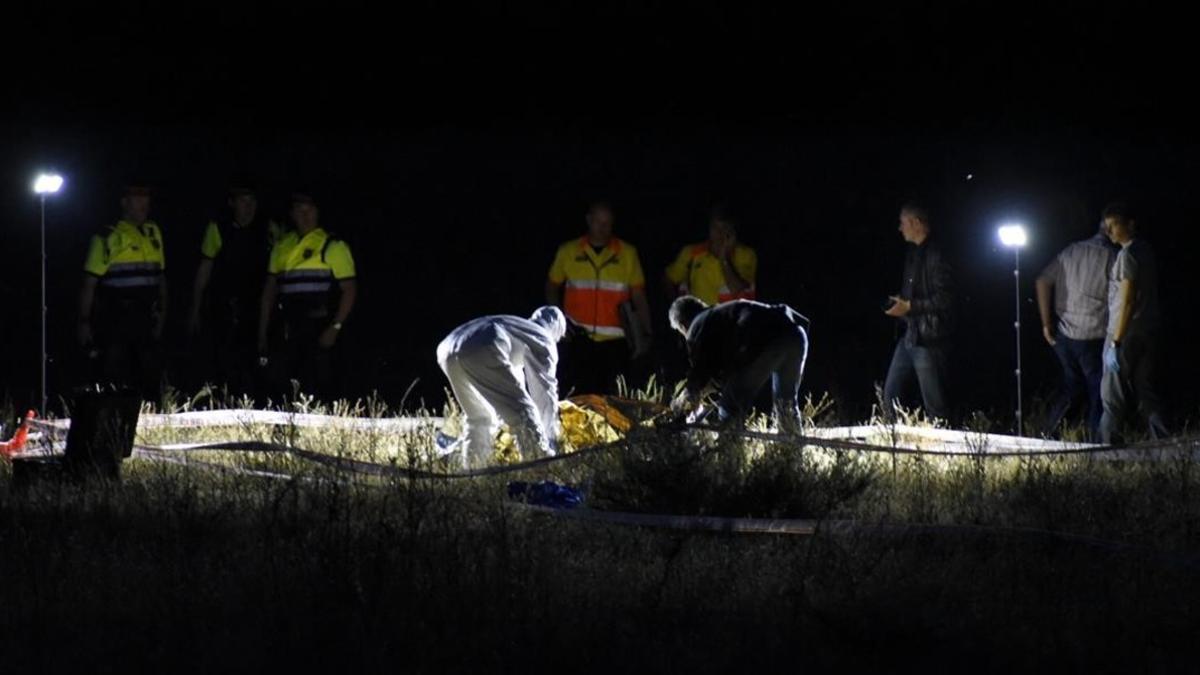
[188,183,281,398]
[881,203,954,422]
[669,296,809,434]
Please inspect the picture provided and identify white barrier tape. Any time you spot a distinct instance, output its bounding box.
[23,412,1106,455]
[27,416,1101,457]
[513,502,822,535]
[511,503,1200,567]
[686,424,1200,459]
[133,448,301,482]
[130,438,618,480]
[21,430,1199,471]
[8,441,67,458]
[31,410,443,433]
[803,423,1102,452]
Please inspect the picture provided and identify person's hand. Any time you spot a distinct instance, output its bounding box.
[562,318,588,343]
[883,296,911,317]
[711,232,736,260]
[1104,342,1121,374]
[318,325,340,349]
[76,320,92,347]
[1042,324,1057,346]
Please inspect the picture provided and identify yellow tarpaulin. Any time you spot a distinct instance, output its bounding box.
[494,399,624,463]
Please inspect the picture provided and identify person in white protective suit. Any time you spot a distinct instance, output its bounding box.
[437,306,568,467]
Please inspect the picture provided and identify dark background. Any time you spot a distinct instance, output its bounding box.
[1,3,1196,427]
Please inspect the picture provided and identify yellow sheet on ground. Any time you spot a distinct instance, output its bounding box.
[494,400,623,463]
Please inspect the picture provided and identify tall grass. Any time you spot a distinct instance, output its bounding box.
[1,386,1198,671]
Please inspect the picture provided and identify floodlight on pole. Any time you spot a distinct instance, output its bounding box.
[34,174,64,195]
[998,222,1027,436]
[33,173,64,415]
[998,224,1027,248]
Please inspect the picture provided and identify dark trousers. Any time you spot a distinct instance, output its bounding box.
[197,299,262,400]
[559,337,629,397]
[267,316,334,401]
[1100,334,1168,444]
[882,341,950,422]
[93,302,163,402]
[1045,336,1104,439]
[717,331,808,434]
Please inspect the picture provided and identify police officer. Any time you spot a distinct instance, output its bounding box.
[77,185,168,400]
[257,191,357,400]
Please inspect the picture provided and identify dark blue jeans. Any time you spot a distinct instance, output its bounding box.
[1100,334,1169,445]
[717,330,808,435]
[882,341,950,422]
[1045,336,1104,439]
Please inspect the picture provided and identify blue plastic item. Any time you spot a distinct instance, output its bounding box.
[507,480,584,509]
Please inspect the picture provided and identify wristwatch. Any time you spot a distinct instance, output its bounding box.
[331,321,343,331]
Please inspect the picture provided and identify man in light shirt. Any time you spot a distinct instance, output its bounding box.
[1097,203,1168,444]
[1035,221,1115,439]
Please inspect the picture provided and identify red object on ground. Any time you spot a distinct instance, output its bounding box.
[0,410,36,458]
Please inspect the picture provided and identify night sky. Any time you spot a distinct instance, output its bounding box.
[2,4,1196,426]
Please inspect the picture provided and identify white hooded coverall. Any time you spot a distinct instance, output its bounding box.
[437,307,567,467]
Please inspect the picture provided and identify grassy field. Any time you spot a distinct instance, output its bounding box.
[2,390,1199,672]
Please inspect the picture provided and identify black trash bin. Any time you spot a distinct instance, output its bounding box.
[64,387,141,480]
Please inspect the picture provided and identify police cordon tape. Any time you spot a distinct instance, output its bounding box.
[513,502,823,534]
[134,447,305,482]
[685,423,1200,459]
[24,417,1200,482]
[131,438,621,480]
[31,409,440,433]
[507,502,1200,559]
[24,408,1105,457]
[23,403,1185,459]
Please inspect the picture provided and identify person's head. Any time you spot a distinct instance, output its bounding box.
[585,201,614,245]
[898,203,930,244]
[530,305,567,342]
[708,207,737,245]
[290,192,319,231]
[121,185,152,224]
[228,186,258,225]
[1102,202,1138,245]
[669,295,708,336]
